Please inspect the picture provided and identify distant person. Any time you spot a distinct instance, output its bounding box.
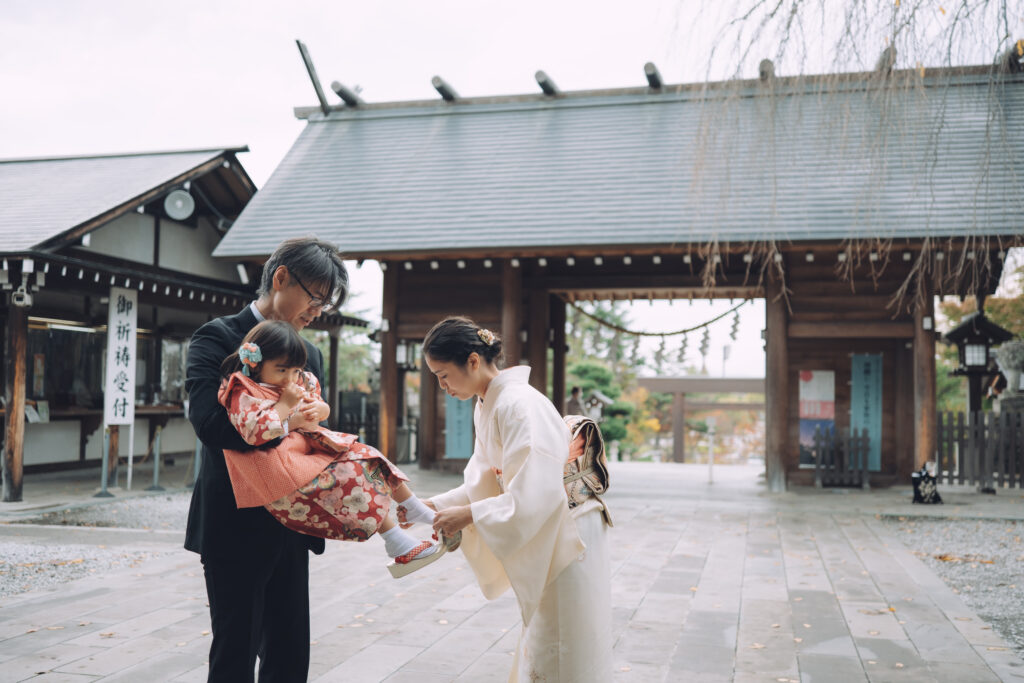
[185,237,346,682]
[217,319,450,577]
[566,385,585,416]
[423,317,612,682]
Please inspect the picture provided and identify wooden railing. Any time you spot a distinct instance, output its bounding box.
[812,426,871,489]
[936,411,1024,490]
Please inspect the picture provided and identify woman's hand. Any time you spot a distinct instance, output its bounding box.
[432,504,472,537]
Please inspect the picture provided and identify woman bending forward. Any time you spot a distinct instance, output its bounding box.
[422,317,612,682]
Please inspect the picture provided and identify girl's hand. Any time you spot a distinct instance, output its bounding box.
[279,382,304,409]
[301,399,329,423]
[432,504,472,537]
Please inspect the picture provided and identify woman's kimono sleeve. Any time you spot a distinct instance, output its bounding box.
[468,400,584,624]
[222,383,287,446]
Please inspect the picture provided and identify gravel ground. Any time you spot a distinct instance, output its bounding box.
[0,544,170,599]
[880,515,1024,660]
[0,492,192,600]
[22,492,192,530]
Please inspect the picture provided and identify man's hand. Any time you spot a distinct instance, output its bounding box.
[432,504,472,537]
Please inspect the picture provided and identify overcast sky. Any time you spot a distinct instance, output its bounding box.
[3,1,1018,378]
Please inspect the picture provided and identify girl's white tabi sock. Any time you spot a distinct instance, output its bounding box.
[395,494,436,526]
[381,526,439,559]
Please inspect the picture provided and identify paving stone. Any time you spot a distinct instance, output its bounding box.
[313,643,423,683]
[796,653,866,682]
[924,659,1004,683]
[0,643,103,682]
[399,626,505,674]
[53,635,176,677]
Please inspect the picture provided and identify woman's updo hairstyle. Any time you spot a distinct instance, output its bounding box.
[422,316,503,367]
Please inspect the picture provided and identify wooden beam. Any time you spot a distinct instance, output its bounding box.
[418,360,438,469]
[379,267,399,461]
[788,321,914,338]
[328,329,340,430]
[527,289,549,394]
[913,287,937,469]
[550,295,566,414]
[672,393,685,463]
[3,306,27,502]
[501,260,522,366]
[764,276,789,492]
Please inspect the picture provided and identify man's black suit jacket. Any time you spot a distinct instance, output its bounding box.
[184,306,326,561]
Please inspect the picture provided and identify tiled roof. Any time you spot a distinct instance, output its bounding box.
[214,71,1023,259]
[0,148,246,252]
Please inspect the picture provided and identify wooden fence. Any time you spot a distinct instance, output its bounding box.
[936,411,1024,490]
[813,426,871,489]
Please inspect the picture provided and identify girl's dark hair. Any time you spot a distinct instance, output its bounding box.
[220,320,308,379]
[422,316,503,367]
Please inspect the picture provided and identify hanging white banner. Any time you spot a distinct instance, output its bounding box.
[103,287,137,427]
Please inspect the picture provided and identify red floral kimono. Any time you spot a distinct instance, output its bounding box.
[218,371,408,541]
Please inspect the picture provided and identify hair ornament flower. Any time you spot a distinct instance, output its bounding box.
[239,342,262,377]
[477,328,496,346]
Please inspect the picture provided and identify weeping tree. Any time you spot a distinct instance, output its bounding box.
[670,0,1023,311]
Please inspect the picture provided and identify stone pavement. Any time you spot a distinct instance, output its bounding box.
[1,461,1023,682]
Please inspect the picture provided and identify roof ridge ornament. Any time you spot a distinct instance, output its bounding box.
[535,70,560,96]
[644,62,663,89]
[432,76,459,102]
[331,81,364,107]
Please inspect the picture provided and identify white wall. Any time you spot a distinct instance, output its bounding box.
[72,212,155,264]
[159,217,240,282]
[24,416,199,467]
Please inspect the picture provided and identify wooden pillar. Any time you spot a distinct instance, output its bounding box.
[379,265,399,461]
[672,392,686,463]
[327,328,340,430]
[764,277,789,492]
[527,289,549,394]
[501,260,522,367]
[418,360,437,468]
[3,306,27,502]
[913,284,937,469]
[550,295,566,412]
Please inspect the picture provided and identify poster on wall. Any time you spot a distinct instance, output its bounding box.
[798,370,835,467]
[850,353,882,472]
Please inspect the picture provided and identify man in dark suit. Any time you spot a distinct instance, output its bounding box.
[184,237,348,683]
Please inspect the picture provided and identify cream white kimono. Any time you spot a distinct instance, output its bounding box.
[430,367,612,683]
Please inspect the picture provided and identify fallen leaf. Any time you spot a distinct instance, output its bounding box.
[438,619,448,625]
[46,626,64,631]
[620,666,631,672]
[895,663,904,668]
[987,646,1008,652]
[794,637,803,643]
[100,632,115,638]
[750,643,766,649]
[868,630,880,636]
[201,630,210,636]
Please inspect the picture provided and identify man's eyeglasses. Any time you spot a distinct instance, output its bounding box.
[291,273,335,311]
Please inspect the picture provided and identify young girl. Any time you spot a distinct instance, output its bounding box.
[423,317,612,682]
[217,320,453,577]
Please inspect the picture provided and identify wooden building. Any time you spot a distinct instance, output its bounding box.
[213,65,1023,490]
[0,148,364,502]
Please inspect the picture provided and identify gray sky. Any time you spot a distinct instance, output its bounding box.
[3,1,1017,377]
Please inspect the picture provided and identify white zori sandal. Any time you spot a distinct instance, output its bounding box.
[387,530,462,579]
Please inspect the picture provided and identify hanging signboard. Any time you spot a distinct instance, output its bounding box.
[850,354,882,472]
[798,370,835,467]
[103,287,137,427]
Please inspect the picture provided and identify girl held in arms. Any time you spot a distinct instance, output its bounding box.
[218,320,456,577]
